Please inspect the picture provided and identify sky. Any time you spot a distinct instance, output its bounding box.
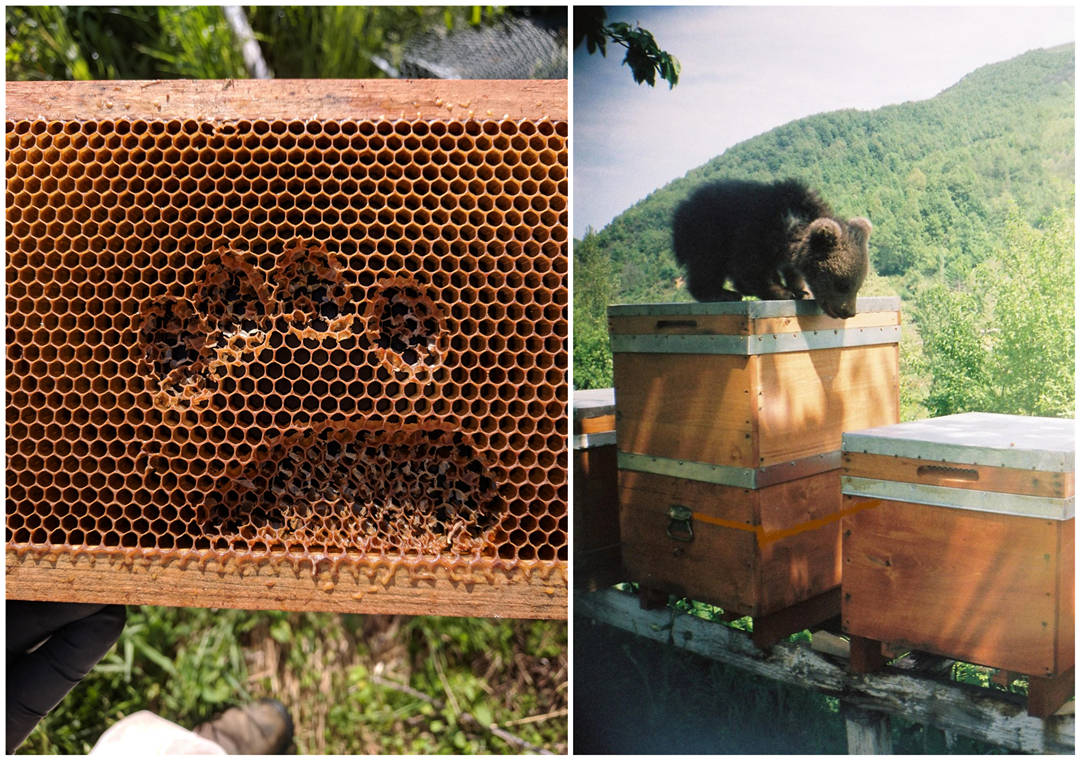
[572,5,1076,238]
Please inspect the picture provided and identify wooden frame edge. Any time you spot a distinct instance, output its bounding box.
[6,79,568,122]
[7,550,568,619]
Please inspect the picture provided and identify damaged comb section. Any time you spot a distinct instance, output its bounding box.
[203,424,501,557]
[368,278,447,378]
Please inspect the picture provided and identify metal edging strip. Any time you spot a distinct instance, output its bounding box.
[619,451,758,488]
[842,433,1074,473]
[574,431,616,451]
[841,476,1075,521]
[618,450,841,489]
[610,325,901,356]
[607,296,901,319]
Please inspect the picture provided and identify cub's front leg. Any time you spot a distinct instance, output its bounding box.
[781,265,810,300]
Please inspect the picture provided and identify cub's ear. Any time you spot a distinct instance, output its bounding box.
[806,218,842,255]
[847,217,872,245]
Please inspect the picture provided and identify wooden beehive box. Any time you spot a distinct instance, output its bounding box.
[842,413,1074,697]
[572,387,621,590]
[609,297,900,629]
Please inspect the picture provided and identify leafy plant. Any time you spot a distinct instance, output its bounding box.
[6,6,161,80]
[574,6,680,88]
[137,7,248,79]
[573,229,617,389]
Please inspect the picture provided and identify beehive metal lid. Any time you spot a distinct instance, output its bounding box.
[843,413,1075,520]
[608,295,899,318]
[607,297,901,355]
[842,412,1075,472]
[573,387,615,450]
[573,387,615,420]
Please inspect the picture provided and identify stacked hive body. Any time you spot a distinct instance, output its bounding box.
[842,413,1074,716]
[572,388,621,590]
[6,80,568,618]
[609,297,900,639]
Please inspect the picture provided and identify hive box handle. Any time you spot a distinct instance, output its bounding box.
[666,504,694,542]
[916,464,979,482]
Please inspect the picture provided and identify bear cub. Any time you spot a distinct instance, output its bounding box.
[672,178,871,319]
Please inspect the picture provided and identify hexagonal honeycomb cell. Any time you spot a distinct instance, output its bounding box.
[6,81,567,616]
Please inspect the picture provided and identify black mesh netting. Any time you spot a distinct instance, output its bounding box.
[400,16,567,79]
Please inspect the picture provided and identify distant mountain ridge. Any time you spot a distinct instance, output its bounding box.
[580,43,1074,304]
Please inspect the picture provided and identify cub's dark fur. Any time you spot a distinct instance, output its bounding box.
[672,178,871,319]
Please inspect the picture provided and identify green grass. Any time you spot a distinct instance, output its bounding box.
[17,607,567,755]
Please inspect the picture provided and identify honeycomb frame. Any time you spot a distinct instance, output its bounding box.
[6,80,568,619]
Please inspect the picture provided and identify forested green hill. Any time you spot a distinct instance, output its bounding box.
[580,43,1072,300]
[575,44,1074,418]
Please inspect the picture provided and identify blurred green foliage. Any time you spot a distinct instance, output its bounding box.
[6,5,505,81]
[247,5,502,79]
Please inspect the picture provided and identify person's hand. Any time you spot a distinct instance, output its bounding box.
[6,601,127,753]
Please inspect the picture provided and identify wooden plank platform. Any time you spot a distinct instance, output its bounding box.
[577,587,1075,754]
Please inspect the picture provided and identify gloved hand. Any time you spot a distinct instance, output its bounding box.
[6,601,127,753]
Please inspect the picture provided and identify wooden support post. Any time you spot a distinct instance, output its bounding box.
[638,586,670,610]
[843,705,893,754]
[1027,667,1075,718]
[751,587,841,649]
[991,668,1019,688]
[943,729,957,751]
[849,635,887,674]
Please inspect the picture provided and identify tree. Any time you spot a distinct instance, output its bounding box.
[574,6,679,88]
[573,230,616,389]
[914,208,1074,418]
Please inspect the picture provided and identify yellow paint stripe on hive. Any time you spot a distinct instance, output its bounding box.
[691,498,882,546]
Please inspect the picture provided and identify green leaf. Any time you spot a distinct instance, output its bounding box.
[269,619,292,644]
[130,637,177,677]
[472,703,493,727]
